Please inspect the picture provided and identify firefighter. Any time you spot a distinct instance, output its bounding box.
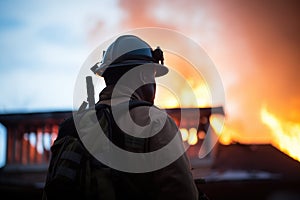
[90,34,199,200]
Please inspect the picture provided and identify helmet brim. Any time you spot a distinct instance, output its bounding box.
[91,61,169,77]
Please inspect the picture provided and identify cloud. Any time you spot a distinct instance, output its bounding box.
[210,1,300,114]
[0,0,121,113]
[107,0,300,143]
[1,0,299,144]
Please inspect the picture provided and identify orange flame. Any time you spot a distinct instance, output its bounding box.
[261,106,300,162]
[156,53,300,163]
[155,51,213,109]
[210,115,233,145]
[156,81,211,109]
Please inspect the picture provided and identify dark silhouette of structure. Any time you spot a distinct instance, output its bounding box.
[1,106,300,200]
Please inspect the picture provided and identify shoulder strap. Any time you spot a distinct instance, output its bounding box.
[43,135,86,200]
[128,99,153,109]
[94,99,153,111]
[98,100,153,153]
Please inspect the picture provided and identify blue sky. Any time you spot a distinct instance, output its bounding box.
[0,0,123,166]
[0,0,123,113]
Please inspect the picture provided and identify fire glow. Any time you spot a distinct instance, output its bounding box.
[156,58,300,162]
[180,127,207,146]
[261,106,300,162]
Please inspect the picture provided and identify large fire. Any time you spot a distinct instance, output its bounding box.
[156,69,300,162]
[154,49,300,162]
[261,106,300,162]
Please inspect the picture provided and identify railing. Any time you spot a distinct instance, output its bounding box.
[0,106,224,171]
[0,111,71,171]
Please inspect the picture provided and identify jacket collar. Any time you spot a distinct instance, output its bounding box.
[98,85,143,105]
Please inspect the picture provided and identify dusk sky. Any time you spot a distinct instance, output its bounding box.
[0,0,299,149]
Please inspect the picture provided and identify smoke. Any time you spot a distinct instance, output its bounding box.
[87,0,300,143]
[208,0,300,142]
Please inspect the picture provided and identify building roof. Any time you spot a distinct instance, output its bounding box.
[192,143,300,182]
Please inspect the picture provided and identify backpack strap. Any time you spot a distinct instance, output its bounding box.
[128,99,153,109]
[94,99,153,112]
[95,100,153,153]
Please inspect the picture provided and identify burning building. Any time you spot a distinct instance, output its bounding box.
[0,103,300,200]
[0,103,225,197]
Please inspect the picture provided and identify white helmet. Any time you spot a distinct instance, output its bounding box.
[91,35,169,77]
